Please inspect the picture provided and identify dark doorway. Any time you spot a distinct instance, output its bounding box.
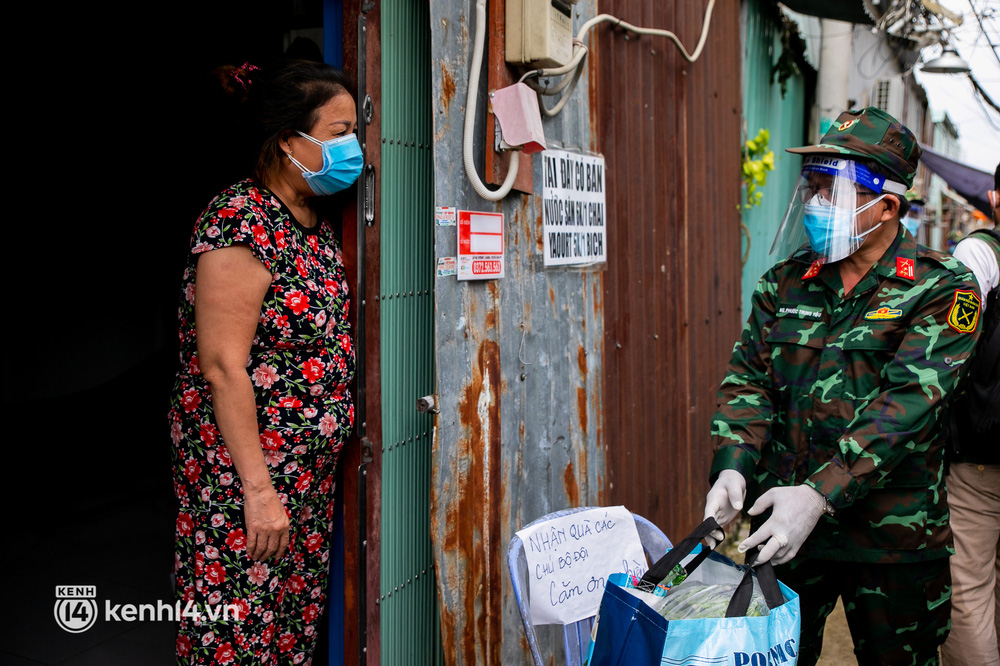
[4,2,343,663]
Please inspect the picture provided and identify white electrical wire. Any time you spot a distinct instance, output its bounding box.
[463,0,520,201]
[519,1,718,118]
[463,0,718,199]
[538,54,587,117]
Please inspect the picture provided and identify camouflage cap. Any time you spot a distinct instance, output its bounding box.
[787,107,921,188]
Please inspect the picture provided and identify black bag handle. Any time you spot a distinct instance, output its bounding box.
[635,517,721,593]
[725,550,786,618]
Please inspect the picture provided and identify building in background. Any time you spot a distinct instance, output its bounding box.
[928,109,967,249]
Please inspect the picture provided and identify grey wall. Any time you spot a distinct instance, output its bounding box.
[428,1,604,663]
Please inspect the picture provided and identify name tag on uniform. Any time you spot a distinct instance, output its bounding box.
[777,306,823,320]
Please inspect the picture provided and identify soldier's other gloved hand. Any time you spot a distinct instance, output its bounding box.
[703,470,746,548]
[738,485,825,565]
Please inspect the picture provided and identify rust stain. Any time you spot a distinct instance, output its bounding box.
[564,460,580,506]
[549,286,555,306]
[515,195,529,262]
[576,386,588,435]
[440,60,456,115]
[577,345,587,377]
[535,208,544,253]
[485,281,499,330]
[443,340,502,665]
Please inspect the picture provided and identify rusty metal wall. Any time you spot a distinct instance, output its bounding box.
[593,0,744,542]
[429,1,604,664]
[426,0,742,664]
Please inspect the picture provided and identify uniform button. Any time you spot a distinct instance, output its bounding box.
[979,465,986,471]
[944,357,953,365]
[844,492,853,502]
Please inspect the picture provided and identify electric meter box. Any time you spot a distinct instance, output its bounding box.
[505,0,576,68]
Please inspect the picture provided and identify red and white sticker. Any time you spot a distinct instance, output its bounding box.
[457,210,504,280]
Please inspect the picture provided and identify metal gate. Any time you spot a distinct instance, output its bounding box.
[378,0,443,662]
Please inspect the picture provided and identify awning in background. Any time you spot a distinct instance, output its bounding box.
[919,146,993,217]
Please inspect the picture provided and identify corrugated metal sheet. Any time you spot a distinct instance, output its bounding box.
[593,0,744,542]
[740,0,810,317]
[378,1,443,664]
[428,1,604,663]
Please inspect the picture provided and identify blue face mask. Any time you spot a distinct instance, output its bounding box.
[902,217,920,238]
[802,194,885,261]
[288,132,363,196]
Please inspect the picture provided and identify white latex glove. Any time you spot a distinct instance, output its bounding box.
[738,485,825,565]
[703,470,746,547]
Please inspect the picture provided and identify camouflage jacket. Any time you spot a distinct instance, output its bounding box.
[710,227,981,563]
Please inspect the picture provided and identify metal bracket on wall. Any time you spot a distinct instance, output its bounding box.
[363,95,374,125]
[360,436,375,463]
[364,164,375,226]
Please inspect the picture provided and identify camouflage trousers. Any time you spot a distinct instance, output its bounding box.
[773,556,951,666]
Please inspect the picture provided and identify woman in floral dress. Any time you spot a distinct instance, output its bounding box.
[168,60,362,665]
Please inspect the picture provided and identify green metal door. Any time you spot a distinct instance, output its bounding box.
[379,1,441,663]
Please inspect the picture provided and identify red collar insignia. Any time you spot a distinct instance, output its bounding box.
[802,260,824,280]
[896,257,915,280]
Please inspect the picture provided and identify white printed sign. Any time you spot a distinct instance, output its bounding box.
[541,149,607,266]
[457,210,505,280]
[515,506,647,625]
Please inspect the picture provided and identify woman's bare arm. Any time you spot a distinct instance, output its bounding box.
[195,245,290,561]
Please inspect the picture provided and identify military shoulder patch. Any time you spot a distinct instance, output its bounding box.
[896,257,915,280]
[864,306,904,321]
[947,289,982,334]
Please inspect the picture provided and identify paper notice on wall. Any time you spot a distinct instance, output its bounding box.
[515,506,648,625]
[541,149,607,267]
[436,257,456,277]
[435,206,457,226]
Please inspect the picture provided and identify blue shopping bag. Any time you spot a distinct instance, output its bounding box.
[588,518,801,666]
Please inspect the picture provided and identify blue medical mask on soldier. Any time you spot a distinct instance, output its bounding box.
[801,194,886,261]
[287,132,363,196]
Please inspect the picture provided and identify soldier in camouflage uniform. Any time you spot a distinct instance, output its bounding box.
[702,107,981,665]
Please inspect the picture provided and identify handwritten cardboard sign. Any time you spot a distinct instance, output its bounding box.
[515,506,648,625]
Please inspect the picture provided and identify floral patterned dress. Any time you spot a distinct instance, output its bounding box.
[168,179,354,665]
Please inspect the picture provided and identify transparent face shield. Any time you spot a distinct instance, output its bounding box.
[769,156,906,264]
